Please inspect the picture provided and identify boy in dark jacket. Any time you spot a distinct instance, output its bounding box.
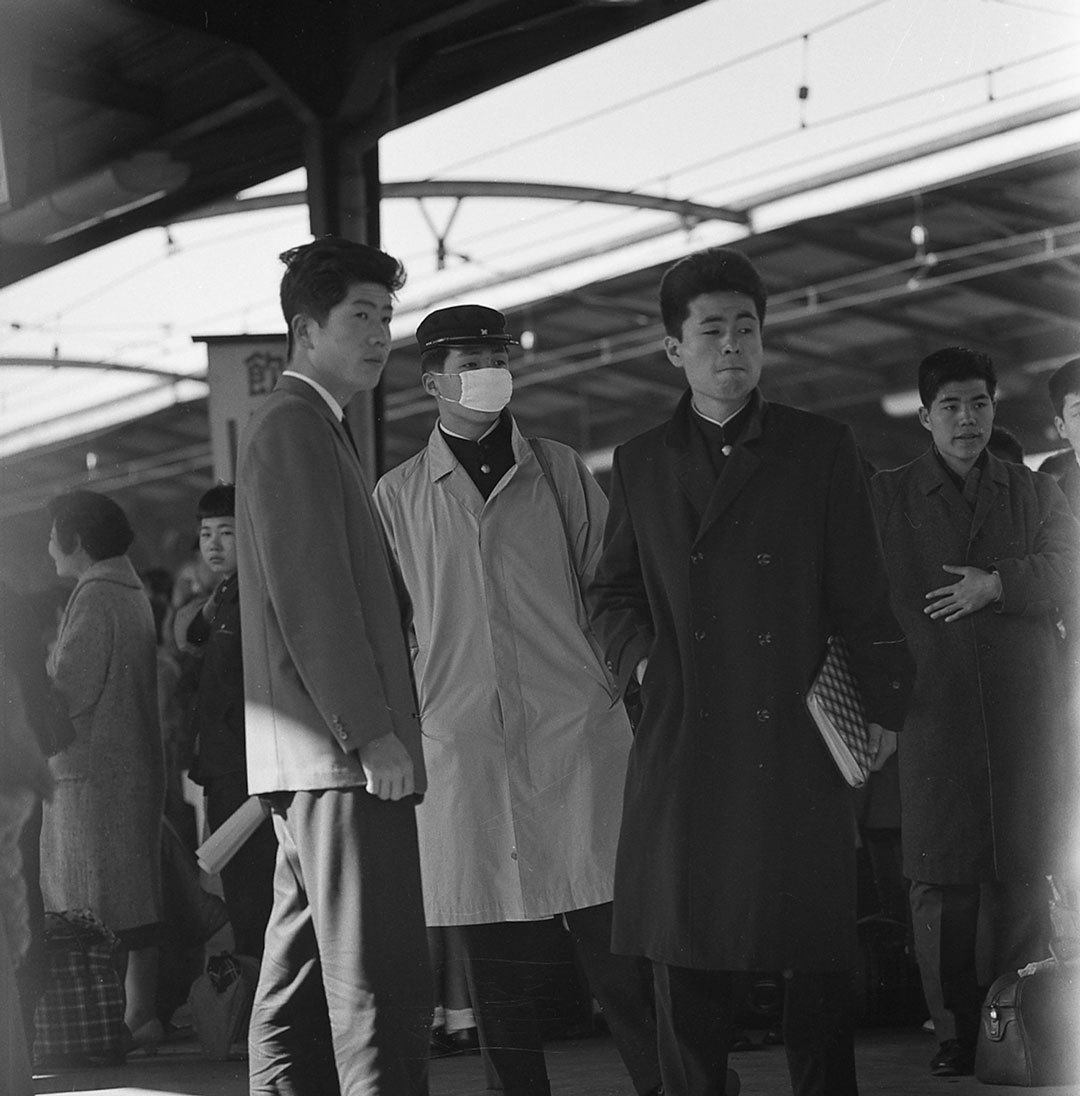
[181,484,275,958]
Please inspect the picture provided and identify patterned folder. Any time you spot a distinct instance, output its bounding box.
[805,636,873,787]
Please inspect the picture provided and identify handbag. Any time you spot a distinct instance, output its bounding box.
[975,960,1080,1086]
[188,951,261,1060]
[805,636,873,787]
[33,910,126,1065]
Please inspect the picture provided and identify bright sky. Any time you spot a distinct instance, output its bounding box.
[1,0,1078,456]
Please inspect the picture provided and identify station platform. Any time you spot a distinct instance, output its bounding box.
[31,1025,1080,1096]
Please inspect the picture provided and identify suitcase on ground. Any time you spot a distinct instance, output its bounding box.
[975,961,1080,1086]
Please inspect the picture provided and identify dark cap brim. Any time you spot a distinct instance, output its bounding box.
[421,334,520,349]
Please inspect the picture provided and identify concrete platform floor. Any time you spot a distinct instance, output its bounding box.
[31,1027,1080,1096]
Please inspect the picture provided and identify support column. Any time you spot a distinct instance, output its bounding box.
[305,121,386,477]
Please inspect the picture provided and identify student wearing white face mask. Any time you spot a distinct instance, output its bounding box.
[374,306,679,1096]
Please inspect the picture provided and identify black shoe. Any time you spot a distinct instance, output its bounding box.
[646,1068,738,1096]
[930,1039,975,1076]
[430,1026,480,1058]
[729,1029,756,1052]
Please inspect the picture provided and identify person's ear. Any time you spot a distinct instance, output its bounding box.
[663,335,683,370]
[421,371,440,398]
[917,406,932,432]
[291,312,314,352]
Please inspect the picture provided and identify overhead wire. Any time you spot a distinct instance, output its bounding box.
[399,50,1080,279]
[402,32,1078,258]
[985,0,1080,18]
[423,0,894,179]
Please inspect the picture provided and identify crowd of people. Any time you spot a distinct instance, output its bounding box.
[1,237,1077,1096]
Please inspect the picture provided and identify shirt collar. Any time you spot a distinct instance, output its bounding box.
[691,396,751,429]
[438,417,501,443]
[282,370,344,421]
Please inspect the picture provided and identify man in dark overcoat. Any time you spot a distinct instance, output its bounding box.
[871,347,1079,1078]
[589,247,914,1096]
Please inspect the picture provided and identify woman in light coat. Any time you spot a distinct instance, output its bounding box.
[43,490,165,1051]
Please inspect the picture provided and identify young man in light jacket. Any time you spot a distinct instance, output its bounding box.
[374,304,667,1096]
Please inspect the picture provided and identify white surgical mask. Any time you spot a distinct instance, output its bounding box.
[434,368,513,413]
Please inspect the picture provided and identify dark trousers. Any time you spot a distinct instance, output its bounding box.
[205,772,277,958]
[909,879,1049,1049]
[248,789,432,1096]
[653,964,857,1096]
[460,903,660,1096]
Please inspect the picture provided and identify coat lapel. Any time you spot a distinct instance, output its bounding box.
[692,392,767,543]
[276,373,362,472]
[674,447,716,522]
[426,423,488,519]
[969,453,1009,544]
[697,445,762,541]
[666,390,749,530]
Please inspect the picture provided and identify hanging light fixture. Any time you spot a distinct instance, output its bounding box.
[0,151,190,245]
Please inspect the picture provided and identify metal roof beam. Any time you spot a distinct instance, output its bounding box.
[176,179,747,225]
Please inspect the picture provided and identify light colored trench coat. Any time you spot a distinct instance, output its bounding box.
[374,420,632,925]
[43,555,164,932]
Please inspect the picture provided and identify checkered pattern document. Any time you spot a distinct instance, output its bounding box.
[806,636,873,788]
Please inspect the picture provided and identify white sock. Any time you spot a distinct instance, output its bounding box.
[444,1007,475,1033]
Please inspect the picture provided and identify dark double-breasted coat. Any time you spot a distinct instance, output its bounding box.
[871,449,1079,885]
[589,390,913,972]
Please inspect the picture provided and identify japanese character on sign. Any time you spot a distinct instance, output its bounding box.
[245,350,283,397]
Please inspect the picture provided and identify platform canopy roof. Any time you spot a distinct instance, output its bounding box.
[0,0,710,284]
[1,0,1078,582]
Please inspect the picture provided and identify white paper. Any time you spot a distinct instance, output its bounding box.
[196,795,270,874]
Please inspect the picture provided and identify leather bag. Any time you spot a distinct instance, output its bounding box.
[975,961,1080,1086]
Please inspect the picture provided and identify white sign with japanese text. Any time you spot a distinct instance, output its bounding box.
[196,335,286,483]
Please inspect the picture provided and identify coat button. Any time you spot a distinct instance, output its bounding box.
[694,630,706,641]
[757,632,772,646]
[756,553,772,565]
[699,708,709,720]
[756,708,771,722]
[690,552,704,564]
[890,680,901,690]
[510,848,518,861]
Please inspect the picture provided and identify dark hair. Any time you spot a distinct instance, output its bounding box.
[279,236,406,358]
[1048,357,1080,418]
[197,483,235,521]
[420,346,452,377]
[987,425,1024,464]
[659,247,768,338]
[918,347,997,408]
[47,490,134,561]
